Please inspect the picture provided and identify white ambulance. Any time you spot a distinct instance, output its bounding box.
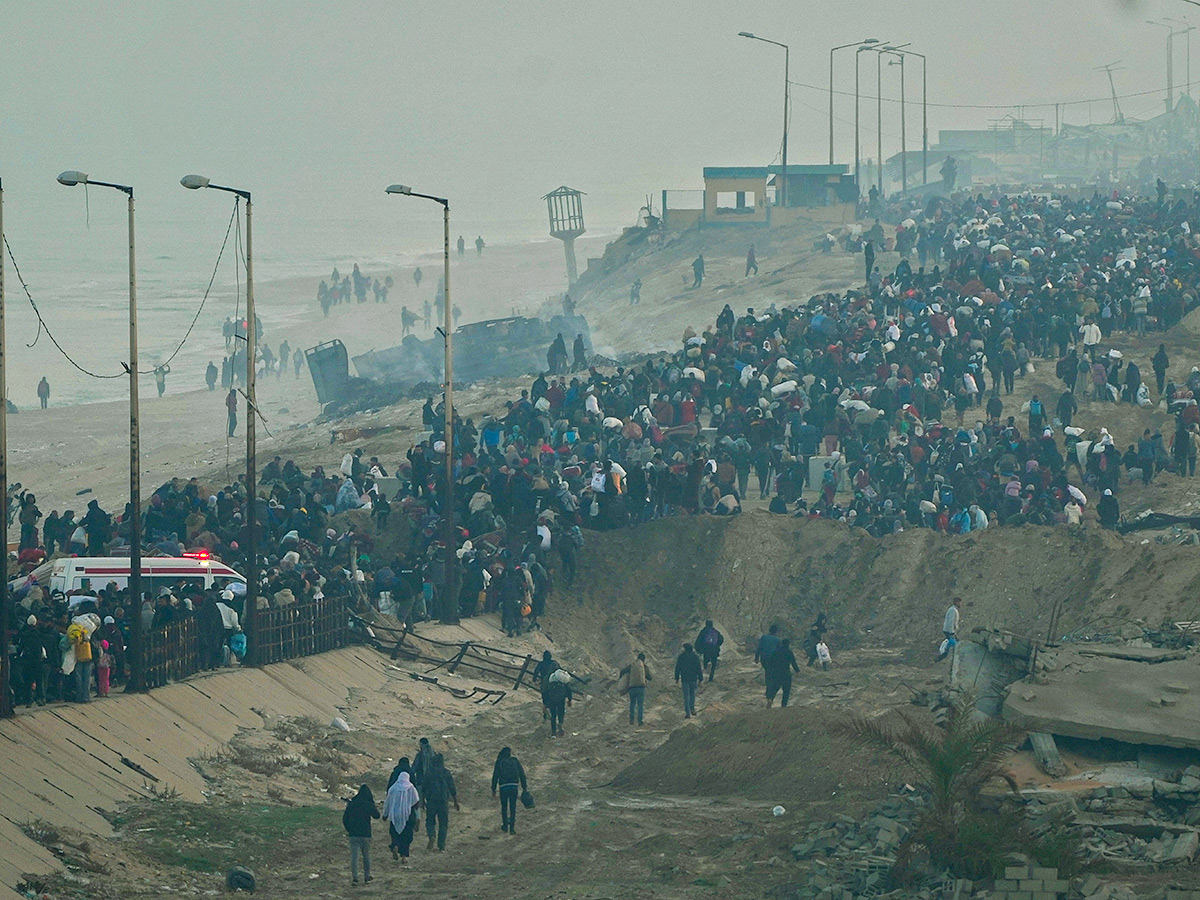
[22,552,245,596]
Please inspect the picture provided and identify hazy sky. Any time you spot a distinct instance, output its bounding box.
[0,0,1193,251]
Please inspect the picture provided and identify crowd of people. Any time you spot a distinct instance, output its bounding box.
[9,181,1200,710]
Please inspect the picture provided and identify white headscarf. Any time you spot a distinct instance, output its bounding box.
[384,772,419,825]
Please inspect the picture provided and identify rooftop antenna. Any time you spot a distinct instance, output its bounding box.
[1095,61,1126,124]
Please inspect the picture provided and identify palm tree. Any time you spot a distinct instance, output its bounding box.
[841,693,1022,876]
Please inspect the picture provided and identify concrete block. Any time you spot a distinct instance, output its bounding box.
[1006,866,1031,879]
[1031,867,1058,879]
[1033,893,1057,900]
[1008,893,1033,900]
[1168,830,1200,861]
[995,880,1020,891]
[1045,879,1069,893]
[1019,881,1045,892]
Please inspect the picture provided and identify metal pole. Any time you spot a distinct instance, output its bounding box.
[782,45,789,207]
[829,46,835,166]
[922,56,928,185]
[855,51,861,195]
[126,191,144,693]
[243,197,257,663]
[877,50,884,196]
[0,178,9,719]
[1170,32,1176,112]
[899,56,907,194]
[441,201,457,624]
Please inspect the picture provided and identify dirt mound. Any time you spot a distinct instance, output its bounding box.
[614,707,893,811]
[555,513,1200,676]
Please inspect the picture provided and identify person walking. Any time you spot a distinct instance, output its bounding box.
[226,388,238,437]
[542,670,572,737]
[939,597,962,659]
[673,643,703,718]
[154,364,170,397]
[694,619,723,682]
[764,638,799,707]
[490,747,528,834]
[1153,344,1170,395]
[205,361,218,391]
[383,767,419,865]
[475,235,485,256]
[422,754,458,851]
[37,376,50,409]
[620,652,652,726]
[745,244,758,276]
[691,253,705,288]
[342,784,380,885]
[754,624,780,673]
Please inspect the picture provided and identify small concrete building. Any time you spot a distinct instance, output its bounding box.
[663,164,856,230]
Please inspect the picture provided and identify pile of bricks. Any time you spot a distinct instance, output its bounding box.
[986,863,1068,899]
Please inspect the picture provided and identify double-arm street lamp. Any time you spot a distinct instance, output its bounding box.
[738,31,790,207]
[180,175,258,662]
[56,170,145,691]
[830,38,880,165]
[385,184,457,623]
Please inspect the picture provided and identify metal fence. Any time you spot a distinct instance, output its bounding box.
[256,596,350,666]
[139,597,350,688]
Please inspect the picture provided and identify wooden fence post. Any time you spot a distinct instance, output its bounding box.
[513,654,533,690]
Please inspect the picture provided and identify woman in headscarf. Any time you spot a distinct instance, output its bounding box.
[342,784,379,885]
[383,766,420,864]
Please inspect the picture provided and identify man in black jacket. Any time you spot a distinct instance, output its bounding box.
[423,754,459,851]
[695,620,723,682]
[490,747,528,834]
[674,643,703,718]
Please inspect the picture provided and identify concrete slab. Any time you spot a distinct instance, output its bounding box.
[1004,654,1200,750]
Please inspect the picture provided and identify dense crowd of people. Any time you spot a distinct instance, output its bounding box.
[9,182,1200,709]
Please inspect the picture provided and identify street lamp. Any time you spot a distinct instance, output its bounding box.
[57,170,144,692]
[385,183,457,624]
[830,38,879,165]
[739,31,790,207]
[180,174,258,663]
[0,177,8,718]
[855,42,890,196]
[882,46,928,186]
[867,44,911,197]
[1149,20,1184,112]
[1166,18,1195,101]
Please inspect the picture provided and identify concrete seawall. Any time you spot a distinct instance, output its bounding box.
[0,647,390,893]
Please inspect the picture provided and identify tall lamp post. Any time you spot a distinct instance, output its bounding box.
[855,42,890,196]
[884,47,928,185]
[869,43,910,197]
[1149,20,1183,113]
[0,178,8,718]
[887,54,907,194]
[57,170,144,692]
[385,184,457,624]
[830,38,879,165]
[739,32,790,207]
[180,175,257,661]
[1166,18,1195,101]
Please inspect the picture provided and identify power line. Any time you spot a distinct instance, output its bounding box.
[3,236,125,379]
[142,198,238,372]
[788,75,1200,111]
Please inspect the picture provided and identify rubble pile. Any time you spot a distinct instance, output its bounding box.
[1023,769,1200,867]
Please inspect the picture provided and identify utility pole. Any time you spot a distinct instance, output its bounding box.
[0,177,9,719]
[1095,62,1126,124]
[56,171,143,692]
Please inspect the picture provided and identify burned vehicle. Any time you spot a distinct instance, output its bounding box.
[305,312,591,409]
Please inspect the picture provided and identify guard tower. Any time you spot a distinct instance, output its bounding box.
[544,186,586,286]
